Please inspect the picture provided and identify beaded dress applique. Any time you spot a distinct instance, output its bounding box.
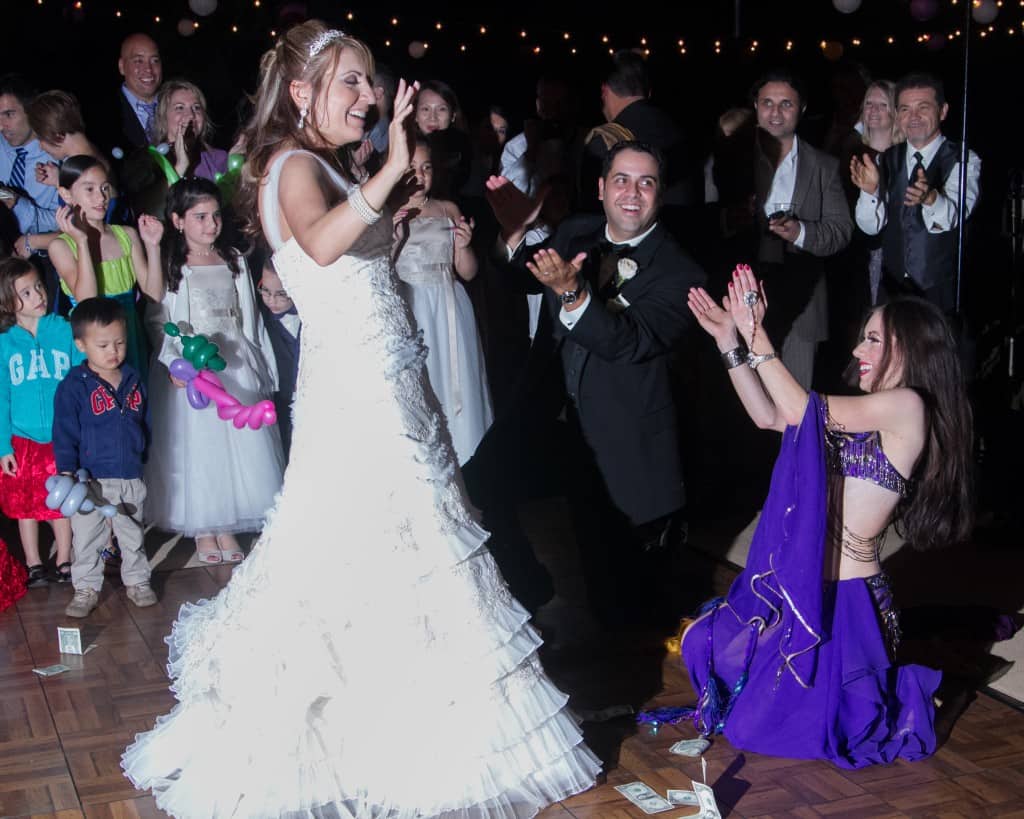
[821,397,909,497]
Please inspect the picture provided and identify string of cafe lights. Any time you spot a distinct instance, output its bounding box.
[22,0,1024,56]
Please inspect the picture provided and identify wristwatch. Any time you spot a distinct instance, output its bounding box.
[559,282,584,306]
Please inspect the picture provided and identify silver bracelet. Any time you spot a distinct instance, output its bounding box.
[747,351,777,370]
[348,184,382,225]
[720,346,746,370]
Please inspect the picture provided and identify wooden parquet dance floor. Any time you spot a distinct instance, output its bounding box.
[2,523,1023,818]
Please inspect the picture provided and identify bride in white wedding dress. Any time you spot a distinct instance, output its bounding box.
[120,20,601,819]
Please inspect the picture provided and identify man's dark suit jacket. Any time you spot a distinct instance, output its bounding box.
[753,135,852,345]
[117,92,150,152]
[483,214,705,526]
[579,100,697,212]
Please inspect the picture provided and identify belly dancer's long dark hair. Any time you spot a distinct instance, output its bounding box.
[867,297,973,550]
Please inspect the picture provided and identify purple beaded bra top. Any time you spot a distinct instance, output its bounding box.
[820,398,909,497]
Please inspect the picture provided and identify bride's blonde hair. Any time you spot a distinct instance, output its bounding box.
[237,20,375,239]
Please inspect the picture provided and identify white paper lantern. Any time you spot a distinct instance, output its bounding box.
[972,0,998,24]
[188,0,218,17]
[832,0,862,13]
[178,17,197,37]
[408,41,427,59]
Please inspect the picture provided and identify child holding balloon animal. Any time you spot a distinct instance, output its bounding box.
[0,257,82,589]
[52,298,154,618]
[145,178,283,565]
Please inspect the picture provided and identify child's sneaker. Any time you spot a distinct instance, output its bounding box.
[126,582,157,608]
[65,588,99,618]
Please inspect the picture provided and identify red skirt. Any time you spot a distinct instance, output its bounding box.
[0,541,27,613]
[0,436,63,520]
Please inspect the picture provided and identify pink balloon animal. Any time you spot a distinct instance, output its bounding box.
[169,359,277,430]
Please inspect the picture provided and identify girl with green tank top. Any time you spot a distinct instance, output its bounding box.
[47,156,165,379]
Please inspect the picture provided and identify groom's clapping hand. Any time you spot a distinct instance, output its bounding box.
[525,247,587,300]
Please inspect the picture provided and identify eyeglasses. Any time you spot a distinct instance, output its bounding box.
[258,287,291,301]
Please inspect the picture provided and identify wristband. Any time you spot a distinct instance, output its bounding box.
[720,347,746,370]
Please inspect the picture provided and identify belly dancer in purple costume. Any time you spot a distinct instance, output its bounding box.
[682,264,973,768]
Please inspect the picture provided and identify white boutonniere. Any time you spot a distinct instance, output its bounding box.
[616,258,639,287]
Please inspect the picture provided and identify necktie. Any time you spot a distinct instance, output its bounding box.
[909,151,925,185]
[136,100,157,138]
[8,147,27,189]
[901,151,927,225]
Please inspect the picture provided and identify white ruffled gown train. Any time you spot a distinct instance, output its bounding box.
[121,150,601,818]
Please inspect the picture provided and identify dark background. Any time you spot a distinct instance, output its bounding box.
[6,0,1023,157]
[5,0,1023,339]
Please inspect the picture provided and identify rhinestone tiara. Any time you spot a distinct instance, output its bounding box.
[307,29,346,62]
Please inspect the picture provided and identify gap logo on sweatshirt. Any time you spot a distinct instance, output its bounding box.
[8,349,72,386]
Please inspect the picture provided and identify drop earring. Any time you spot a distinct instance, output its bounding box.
[298,105,309,129]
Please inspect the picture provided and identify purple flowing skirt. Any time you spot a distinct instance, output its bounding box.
[681,394,940,769]
[681,578,940,768]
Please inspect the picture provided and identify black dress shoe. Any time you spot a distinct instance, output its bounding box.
[26,564,48,588]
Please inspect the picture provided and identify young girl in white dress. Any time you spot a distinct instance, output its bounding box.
[145,178,284,564]
[122,22,599,818]
[391,135,493,464]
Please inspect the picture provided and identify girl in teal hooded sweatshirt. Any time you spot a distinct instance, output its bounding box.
[0,258,83,587]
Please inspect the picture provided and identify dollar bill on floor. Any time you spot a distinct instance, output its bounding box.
[665,788,700,806]
[33,664,71,677]
[693,781,721,819]
[614,781,674,814]
[669,737,710,757]
[57,627,83,655]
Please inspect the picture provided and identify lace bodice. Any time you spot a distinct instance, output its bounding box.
[259,151,424,399]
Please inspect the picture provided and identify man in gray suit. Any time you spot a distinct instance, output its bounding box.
[751,70,852,388]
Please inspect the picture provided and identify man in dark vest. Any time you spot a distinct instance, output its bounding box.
[850,72,981,312]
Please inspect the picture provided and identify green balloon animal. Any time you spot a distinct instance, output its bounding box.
[164,322,227,372]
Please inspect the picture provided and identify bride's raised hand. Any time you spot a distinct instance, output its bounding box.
[382,79,419,178]
[687,287,740,351]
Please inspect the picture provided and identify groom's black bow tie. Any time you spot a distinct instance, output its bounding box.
[597,238,632,257]
[596,239,633,290]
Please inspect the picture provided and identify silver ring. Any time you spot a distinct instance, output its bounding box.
[742,290,759,307]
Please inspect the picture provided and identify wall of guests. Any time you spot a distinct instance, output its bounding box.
[0,15,1008,591]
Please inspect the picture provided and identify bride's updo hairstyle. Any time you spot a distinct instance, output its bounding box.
[237,19,375,238]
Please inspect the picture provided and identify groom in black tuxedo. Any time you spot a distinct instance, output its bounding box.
[464,141,705,625]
